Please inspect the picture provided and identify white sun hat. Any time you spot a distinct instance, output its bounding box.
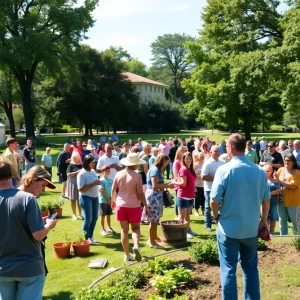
[120,153,146,166]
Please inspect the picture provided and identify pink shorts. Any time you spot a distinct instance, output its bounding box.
[116,206,142,224]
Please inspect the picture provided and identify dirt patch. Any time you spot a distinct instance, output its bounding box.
[136,242,300,299]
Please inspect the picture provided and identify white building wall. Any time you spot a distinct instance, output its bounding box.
[135,84,166,102]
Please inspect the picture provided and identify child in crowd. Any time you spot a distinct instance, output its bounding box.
[41,147,52,178]
[263,164,281,237]
[99,167,116,235]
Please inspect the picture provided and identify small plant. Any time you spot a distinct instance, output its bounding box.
[150,274,176,295]
[165,266,193,283]
[47,199,64,210]
[108,266,146,288]
[73,285,137,300]
[173,295,188,300]
[73,230,86,244]
[291,236,300,251]
[147,294,188,300]
[61,231,72,246]
[38,201,48,211]
[147,257,174,275]
[189,239,219,264]
[257,238,268,251]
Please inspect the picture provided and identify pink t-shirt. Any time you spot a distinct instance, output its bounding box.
[177,166,196,198]
[114,168,143,208]
[158,143,170,155]
[172,160,182,190]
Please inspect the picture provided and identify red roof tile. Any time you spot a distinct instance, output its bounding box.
[122,72,168,87]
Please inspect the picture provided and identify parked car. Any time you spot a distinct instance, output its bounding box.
[18,128,26,134]
[282,127,293,133]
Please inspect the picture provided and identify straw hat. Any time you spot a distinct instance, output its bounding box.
[120,153,146,166]
[38,176,56,189]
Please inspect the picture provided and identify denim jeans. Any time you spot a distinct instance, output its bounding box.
[0,274,45,300]
[174,190,178,216]
[204,190,212,228]
[79,195,99,239]
[277,201,299,235]
[217,229,260,300]
[165,162,170,179]
[25,162,36,173]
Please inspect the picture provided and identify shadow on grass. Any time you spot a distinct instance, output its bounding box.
[43,291,72,300]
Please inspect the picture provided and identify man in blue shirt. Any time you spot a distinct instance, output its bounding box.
[210,134,270,300]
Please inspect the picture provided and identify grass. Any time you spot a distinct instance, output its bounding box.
[1,131,300,299]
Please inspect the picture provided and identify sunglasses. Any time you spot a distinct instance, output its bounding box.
[267,145,275,148]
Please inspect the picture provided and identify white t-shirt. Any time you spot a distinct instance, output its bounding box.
[260,140,266,151]
[201,157,224,191]
[96,155,122,179]
[77,169,99,198]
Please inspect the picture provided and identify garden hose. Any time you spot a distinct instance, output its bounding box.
[88,245,190,289]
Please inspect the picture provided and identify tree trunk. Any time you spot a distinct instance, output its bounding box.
[243,117,252,141]
[84,122,89,136]
[0,102,16,138]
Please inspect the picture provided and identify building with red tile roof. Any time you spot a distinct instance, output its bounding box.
[122,72,168,102]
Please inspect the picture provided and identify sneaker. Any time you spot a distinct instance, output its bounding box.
[187,228,198,236]
[88,238,100,245]
[78,215,84,220]
[133,247,142,262]
[124,253,135,262]
[187,232,194,239]
[101,230,108,236]
[72,215,77,220]
[107,228,116,234]
[205,227,212,232]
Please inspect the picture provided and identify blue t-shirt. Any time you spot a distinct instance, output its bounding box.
[41,154,52,168]
[149,155,156,166]
[268,180,281,204]
[210,156,270,239]
[99,177,113,204]
[146,166,163,188]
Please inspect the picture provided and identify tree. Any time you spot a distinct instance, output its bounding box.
[123,58,148,77]
[138,97,186,132]
[0,69,20,137]
[0,0,98,138]
[150,33,195,99]
[104,46,132,61]
[13,107,25,129]
[39,46,139,135]
[183,0,292,140]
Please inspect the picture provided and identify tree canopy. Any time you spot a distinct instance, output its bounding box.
[0,0,98,137]
[183,0,299,139]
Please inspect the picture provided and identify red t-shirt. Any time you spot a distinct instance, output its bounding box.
[177,166,196,198]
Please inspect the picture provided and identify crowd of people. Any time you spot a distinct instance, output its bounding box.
[1,133,300,299]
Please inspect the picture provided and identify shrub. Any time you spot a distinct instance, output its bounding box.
[38,201,48,211]
[147,257,174,275]
[108,266,146,288]
[189,239,219,264]
[165,266,193,283]
[73,285,137,300]
[291,236,300,251]
[257,238,268,251]
[48,199,64,209]
[150,274,176,295]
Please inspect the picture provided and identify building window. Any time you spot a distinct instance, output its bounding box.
[145,85,147,91]
[150,86,152,92]
[154,86,156,92]
[161,88,164,93]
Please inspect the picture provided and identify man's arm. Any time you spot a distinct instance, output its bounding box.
[32,219,57,241]
[258,199,270,233]
[201,175,214,181]
[210,199,220,221]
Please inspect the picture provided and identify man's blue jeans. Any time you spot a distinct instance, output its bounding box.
[0,274,45,300]
[277,201,299,235]
[217,229,260,300]
[204,190,212,228]
[25,162,36,173]
[79,195,99,239]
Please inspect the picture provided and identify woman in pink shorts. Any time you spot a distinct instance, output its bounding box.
[111,153,150,263]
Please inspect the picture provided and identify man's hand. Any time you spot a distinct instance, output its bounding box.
[258,218,268,235]
[45,218,58,229]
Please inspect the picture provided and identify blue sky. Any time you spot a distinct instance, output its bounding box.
[83,0,288,67]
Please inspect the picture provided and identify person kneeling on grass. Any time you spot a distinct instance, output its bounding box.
[99,167,116,236]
